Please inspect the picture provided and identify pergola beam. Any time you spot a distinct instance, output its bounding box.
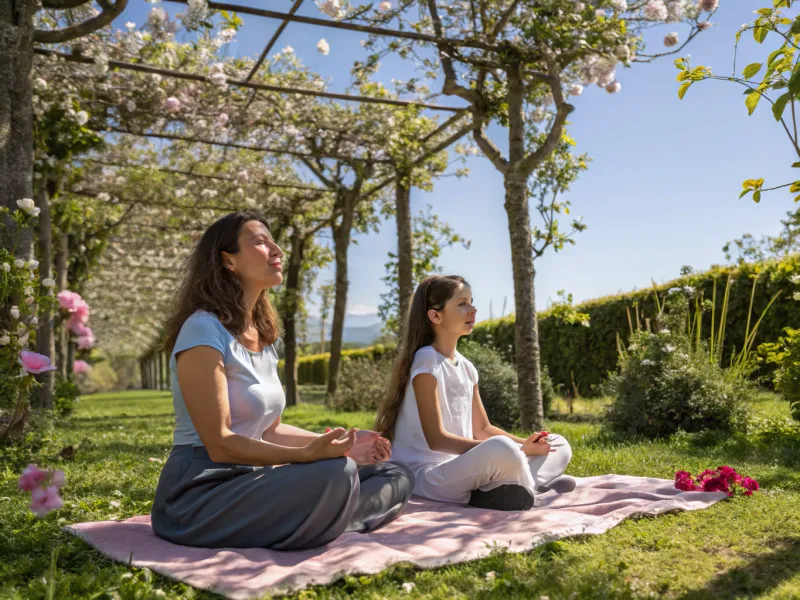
[35,48,463,113]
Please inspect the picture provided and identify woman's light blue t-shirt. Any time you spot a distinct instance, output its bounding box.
[170,310,286,446]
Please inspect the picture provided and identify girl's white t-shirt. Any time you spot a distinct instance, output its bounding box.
[391,346,479,469]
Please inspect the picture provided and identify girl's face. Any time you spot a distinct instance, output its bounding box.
[223,220,284,289]
[429,283,477,336]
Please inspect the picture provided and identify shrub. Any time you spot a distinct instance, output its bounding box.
[459,340,555,430]
[758,327,800,404]
[604,324,750,439]
[333,353,395,412]
[471,254,800,395]
[54,378,80,418]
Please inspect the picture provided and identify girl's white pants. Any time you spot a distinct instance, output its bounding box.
[412,434,572,504]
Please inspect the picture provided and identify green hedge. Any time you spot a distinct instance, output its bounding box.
[279,344,395,385]
[470,255,800,396]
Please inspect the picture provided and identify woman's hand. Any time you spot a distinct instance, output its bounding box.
[521,431,555,457]
[334,429,392,465]
[302,427,356,462]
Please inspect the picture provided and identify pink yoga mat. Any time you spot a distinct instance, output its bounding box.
[65,474,727,599]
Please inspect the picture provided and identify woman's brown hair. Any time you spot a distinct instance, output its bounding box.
[164,211,281,352]
[374,274,468,440]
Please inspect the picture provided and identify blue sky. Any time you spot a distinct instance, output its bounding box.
[119,1,794,322]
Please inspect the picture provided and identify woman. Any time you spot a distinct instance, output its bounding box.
[151,211,414,550]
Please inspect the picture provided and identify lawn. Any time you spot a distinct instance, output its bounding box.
[1,389,800,599]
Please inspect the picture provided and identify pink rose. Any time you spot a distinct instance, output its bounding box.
[73,359,91,375]
[18,464,49,492]
[30,486,63,517]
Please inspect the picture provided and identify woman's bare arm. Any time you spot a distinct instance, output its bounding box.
[177,346,354,464]
[261,418,319,447]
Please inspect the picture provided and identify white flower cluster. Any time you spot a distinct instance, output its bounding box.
[664,32,679,47]
[182,0,209,30]
[644,0,668,21]
[317,39,331,55]
[16,198,40,217]
[317,0,345,19]
[208,63,228,89]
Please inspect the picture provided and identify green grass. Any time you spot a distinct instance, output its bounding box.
[1,390,800,599]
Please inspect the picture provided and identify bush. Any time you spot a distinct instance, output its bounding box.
[471,254,800,396]
[758,327,800,404]
[333,353,395,412]
[604,325,750,439]
[459,340,555,430]
[281,344,396,386]
[54,377,80,417]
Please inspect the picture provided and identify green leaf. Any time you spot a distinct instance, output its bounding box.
[678,81,692,99]
[753,190,762,203]
[792,162,800,167]
[790,181,800,192]
[773,91,793,121]
[739,189,752,199]
[754,26,768,43]
[789,63,800,95]
[746,90,762,115]
[756,7,773,15]
[743,62,763,79]
[795,194,800,202]
[674,58,687,70]
[677,71,690,81]
[768,49,785,66]
[791,16,800,34]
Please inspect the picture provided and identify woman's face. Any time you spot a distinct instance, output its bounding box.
[224,220,283,289]
[429,283,477,336]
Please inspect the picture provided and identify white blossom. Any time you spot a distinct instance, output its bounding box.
[163,97,181,113]
[401,582,416,593]
[97,192,111,202]
[574,1,586,11]
[668,287,681,295]
[217,113,229,127]
[606,81,622,94]
[34,77,48,91]
[793,291,800,301]
[282,45,294,54]
[30,316,38,326]
[666,0,687,22]
[24,296,34,306]
[610,0,627,10]
[595,8,605,17]
[16,198,40,217]
[26,260,38,270]
[581,320,590,327]
[42,278,56,288]
[378,1,392,10]
[568,83,583,96]
[664,32,679,47]
[699,0,718,11]
[790,274,800,285]
[664,344,675,353]
[317,39,331,55]
[10,306,20,320]
[0,334,9,346]
[125,21,136,30]
[644,0,668,20]
[126,100,137,112]
[182,0,209,29]
[697,21,712,30]
[1,263,9,272]
[209,70,228,88]
[14,259,25,269]
[485,571,496,581]
[148,6,168,27]
[642,359,654,366]
[317,0,345,19]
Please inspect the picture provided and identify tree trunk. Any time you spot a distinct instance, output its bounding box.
[55,231,69,379]
[326,191,356,405]
[66,340,75,380]
[282,229,306,407]
[35,179,56,409]
[0,0,36,259]
[395,171,414,339]
[505,61,543,431]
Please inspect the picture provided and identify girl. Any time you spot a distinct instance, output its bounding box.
[151,211,414,550]
[375,275,574,511]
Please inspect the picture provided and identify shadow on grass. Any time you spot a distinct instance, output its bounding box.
[679,537,800,600]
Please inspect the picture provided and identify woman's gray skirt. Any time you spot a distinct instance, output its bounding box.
[151,445,414,550]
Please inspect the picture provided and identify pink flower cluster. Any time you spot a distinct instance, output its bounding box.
[73,359,91,374]
[57,290,95,349]
[18,350,57,375]
[675,466,760,497]
[18,464,65,517]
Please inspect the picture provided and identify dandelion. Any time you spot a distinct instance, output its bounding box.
[317,39,331,55]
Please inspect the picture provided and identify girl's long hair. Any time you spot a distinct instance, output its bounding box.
[164,211,281,352]
[374,274,468,440]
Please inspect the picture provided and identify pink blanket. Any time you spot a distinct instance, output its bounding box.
[65,474,726,599]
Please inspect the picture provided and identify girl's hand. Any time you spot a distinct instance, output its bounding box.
[522,431,555,457]
[342,429,392,465]
[302,427,356,461]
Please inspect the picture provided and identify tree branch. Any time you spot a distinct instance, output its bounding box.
[41,0,93,8]
[34,0,128,44]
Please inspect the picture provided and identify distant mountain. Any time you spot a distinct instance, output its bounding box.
[303,314,383,346]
